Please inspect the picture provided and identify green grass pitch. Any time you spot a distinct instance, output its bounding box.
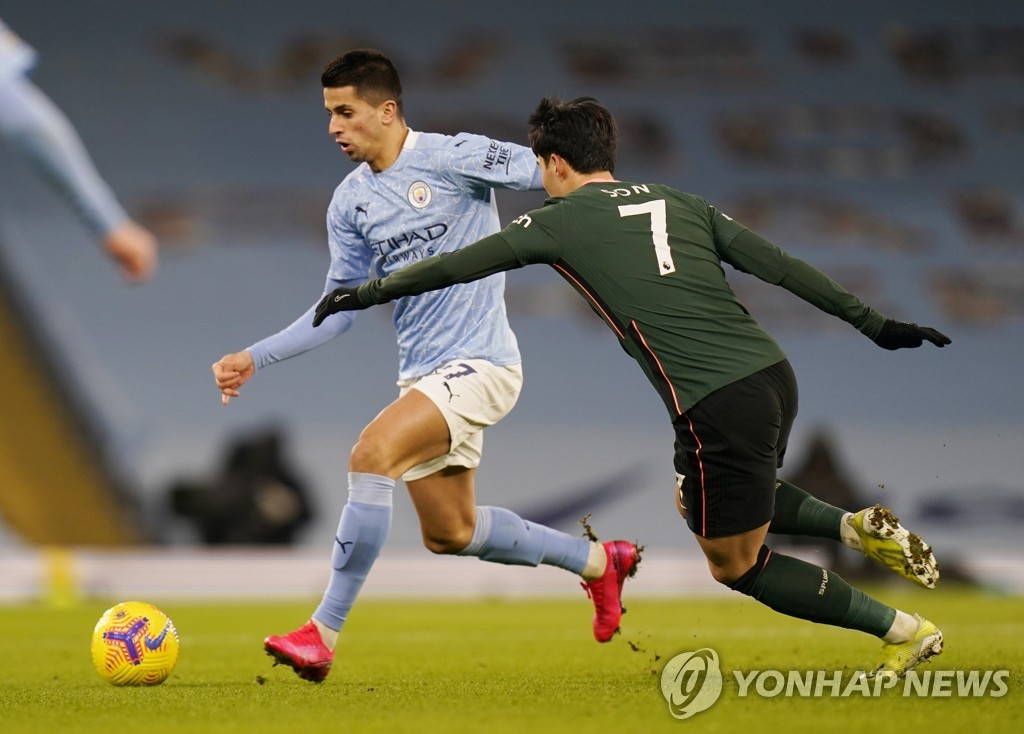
[1,587,1021,734]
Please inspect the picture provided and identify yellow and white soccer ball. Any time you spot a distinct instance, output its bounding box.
[90,601,180,686]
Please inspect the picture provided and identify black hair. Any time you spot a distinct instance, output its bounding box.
[320,49,403,115]
[528,96,617,174]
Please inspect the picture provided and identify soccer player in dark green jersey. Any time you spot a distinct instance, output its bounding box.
[312,96,951,679]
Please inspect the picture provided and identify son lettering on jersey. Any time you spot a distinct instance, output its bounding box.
[600,184,651,197]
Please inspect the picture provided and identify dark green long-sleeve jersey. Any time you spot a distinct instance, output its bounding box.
[357,182,885,418]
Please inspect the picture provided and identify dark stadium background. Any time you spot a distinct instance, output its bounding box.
[1,1,1021,594]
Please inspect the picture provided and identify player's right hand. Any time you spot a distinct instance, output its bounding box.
[313,285,367,326]
[211,351,255,405]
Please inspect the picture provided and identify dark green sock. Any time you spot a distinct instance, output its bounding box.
[744,549,895,637]
[769,480,847,540]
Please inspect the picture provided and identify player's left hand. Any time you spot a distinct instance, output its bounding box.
[872,319,951,350]
[313,285,367,326]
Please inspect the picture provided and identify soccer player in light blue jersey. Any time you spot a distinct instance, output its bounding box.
[212,50,639,682]
[0,17,157,282]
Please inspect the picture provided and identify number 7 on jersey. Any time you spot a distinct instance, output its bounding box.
[618,199,675,275]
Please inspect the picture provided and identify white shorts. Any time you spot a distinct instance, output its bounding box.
[399,359,523,482]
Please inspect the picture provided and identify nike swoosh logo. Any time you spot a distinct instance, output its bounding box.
[334,294,349,303]
[145,625,169,650]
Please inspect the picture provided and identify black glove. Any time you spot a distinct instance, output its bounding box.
[872,319,951,350]
[312,285,368,327]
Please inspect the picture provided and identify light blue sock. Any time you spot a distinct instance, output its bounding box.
[312,472,393,631]
[457,505,591,574]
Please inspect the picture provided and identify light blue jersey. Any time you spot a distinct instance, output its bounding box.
[327,130,538,380]
[0,18,35,83]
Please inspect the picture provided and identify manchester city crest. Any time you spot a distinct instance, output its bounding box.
[407,181,432,208]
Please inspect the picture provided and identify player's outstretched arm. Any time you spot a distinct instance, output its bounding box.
[719,225,951,350]
[0,75,159,281]
[313,234,521,326]
[211,350,255,405]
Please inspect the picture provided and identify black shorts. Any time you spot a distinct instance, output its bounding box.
[673,359,798,538]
